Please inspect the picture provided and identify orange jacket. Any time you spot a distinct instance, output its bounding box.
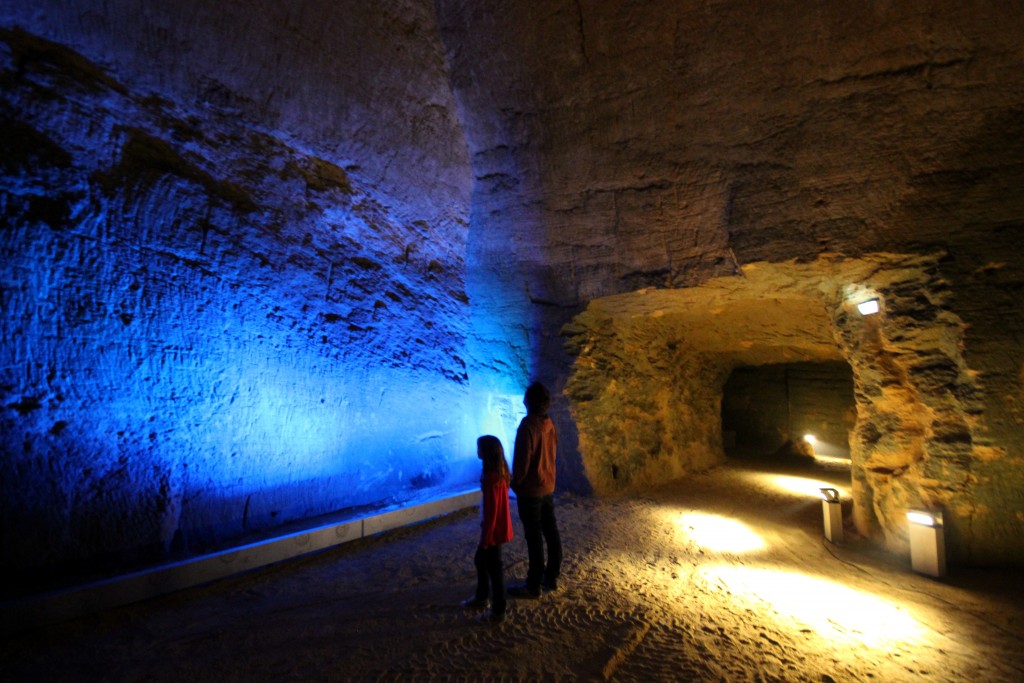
[511,414,557,497]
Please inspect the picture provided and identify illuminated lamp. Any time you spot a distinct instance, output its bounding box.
[803,434,816,445]
[819,488,843,543]
[856,298,880,315]
[906,510,946,578]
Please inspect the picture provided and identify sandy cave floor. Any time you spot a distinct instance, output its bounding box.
[3,458,1024,682]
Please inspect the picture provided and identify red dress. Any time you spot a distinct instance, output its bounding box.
[480,471,514,547]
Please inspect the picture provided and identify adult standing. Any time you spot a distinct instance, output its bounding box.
[509,382,562,598]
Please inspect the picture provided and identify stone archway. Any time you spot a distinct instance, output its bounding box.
[564,252,992,559]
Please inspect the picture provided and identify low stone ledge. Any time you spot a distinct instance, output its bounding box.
[0,489,480,636]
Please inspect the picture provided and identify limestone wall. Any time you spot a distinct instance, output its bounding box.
[3,0,1023,585]
[439,1,1024,565]
[0,2,474,592]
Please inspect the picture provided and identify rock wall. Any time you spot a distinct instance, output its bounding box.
[0,1,474,592]
[564,311,728,495]
[828,254,1009,564]
[2,0,1023,584]
[439,1,1024,565]
[562,254,1023,563]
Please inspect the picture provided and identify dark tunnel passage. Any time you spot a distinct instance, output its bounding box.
[721,361,856,462]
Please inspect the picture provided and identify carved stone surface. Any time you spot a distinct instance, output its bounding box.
[2,0,1023,584]
[0,2,475,590]
[439,1,1024,564]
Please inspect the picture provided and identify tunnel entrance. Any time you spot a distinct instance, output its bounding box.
[564,253,993,561]
[562,262,847,497]
[721,361,855,463]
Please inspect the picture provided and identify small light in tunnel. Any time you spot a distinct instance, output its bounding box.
[803,436,848,460]
[856,298,880,315]
[906,510,939,527]
[907,509,946,578]
[820,488,843,543]
[819,487,840,503]
[678,513,766,553]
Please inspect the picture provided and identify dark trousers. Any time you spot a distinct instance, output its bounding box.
[474,543,506,615]
[517,494,562,590]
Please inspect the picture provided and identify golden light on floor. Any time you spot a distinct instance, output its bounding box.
[764,473,850,499]
[812,454,852,466]
[700,565,924,646]
[677,513,766,553]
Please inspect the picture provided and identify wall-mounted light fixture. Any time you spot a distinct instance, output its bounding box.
[906,509,946,577]
[820,488,843,544]
[856,298,880,316]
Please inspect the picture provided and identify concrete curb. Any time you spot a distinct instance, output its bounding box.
[1,489,480,636]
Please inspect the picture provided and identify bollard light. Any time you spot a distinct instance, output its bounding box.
[906,511,935,526]
[819,488,843,544]
[906,509,946,578]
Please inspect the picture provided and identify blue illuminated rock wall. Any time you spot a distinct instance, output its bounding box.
[1,3,479,591]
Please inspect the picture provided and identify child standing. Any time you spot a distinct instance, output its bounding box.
[464,435,514,623]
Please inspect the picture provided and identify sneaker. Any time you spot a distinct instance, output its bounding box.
[507,584,542,599]
[461,597,489,610]
[542,580,559,593]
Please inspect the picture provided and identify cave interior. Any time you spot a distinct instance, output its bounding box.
[2,0,1023,606]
